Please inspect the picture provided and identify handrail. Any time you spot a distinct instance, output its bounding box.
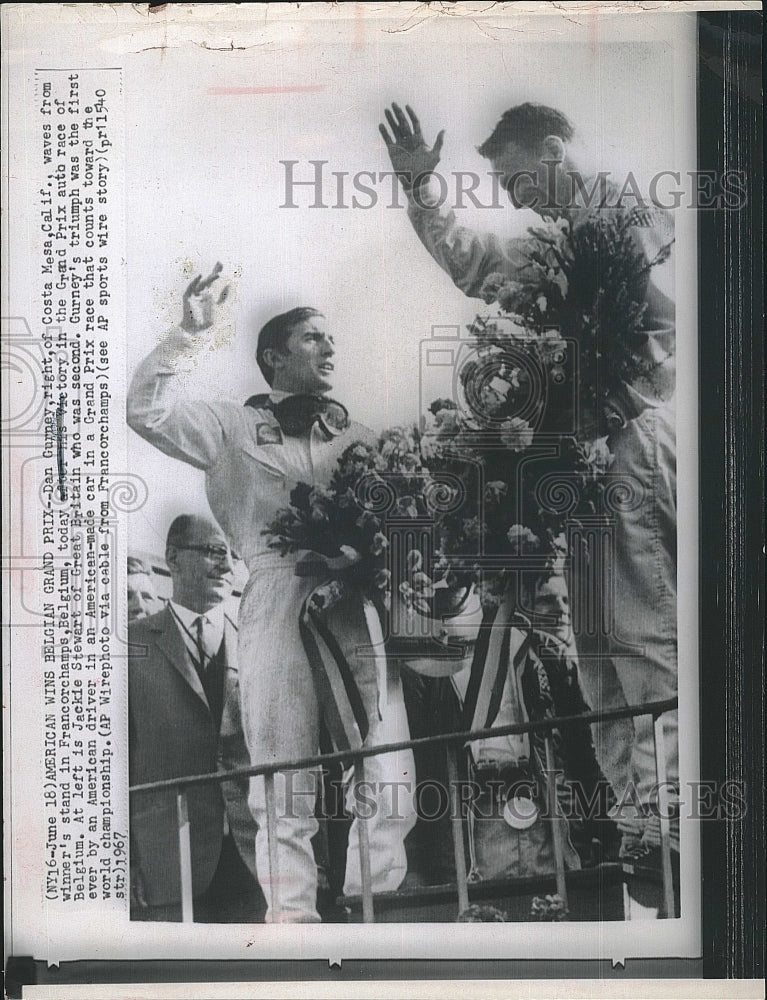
[131,696,679,924]
[129,696,678,794]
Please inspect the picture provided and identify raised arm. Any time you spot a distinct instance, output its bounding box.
[127,264,238,470]
[379,102,535,299]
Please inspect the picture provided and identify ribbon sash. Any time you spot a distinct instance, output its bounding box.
[299,588,370,753]
[462,596,537,734]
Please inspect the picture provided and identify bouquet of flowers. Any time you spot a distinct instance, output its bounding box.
[264,425,486,679]
[420,209,673,606]
[422,395,613,609]
[265,430,408,592]
[477,210,672,422]
[265,426,465,611]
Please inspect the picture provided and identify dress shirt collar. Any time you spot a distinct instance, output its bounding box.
[169,600,226,649]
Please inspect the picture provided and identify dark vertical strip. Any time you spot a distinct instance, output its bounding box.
[698,10,764,979]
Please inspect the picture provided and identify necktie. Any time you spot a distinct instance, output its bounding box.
[194,615,208,680]
[194,616,224,730]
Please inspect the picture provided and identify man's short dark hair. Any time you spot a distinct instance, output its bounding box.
[477,103,575,160]
[256,307,323,386]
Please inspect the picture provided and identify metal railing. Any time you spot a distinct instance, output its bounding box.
[129,696,678,923]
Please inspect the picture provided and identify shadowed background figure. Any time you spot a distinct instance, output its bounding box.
[127,554,160,622]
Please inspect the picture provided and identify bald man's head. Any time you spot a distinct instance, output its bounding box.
[165,515,235,614]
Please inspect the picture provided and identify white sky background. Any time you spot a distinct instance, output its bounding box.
[121,8,682,557]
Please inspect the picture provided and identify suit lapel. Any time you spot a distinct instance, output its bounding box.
[222,612,238,668]
[154,607,210,711]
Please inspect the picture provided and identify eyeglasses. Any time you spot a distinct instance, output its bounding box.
[175,544,234,563]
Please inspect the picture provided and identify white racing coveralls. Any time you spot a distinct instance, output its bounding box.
[128,328,416,921]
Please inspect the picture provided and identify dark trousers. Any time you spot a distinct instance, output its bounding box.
[131,834,266,923]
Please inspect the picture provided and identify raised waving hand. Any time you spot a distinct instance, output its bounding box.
[379,102,445,190]
[180,262,230,334]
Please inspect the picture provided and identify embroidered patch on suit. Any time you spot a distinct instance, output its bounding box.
[255,422,283,445]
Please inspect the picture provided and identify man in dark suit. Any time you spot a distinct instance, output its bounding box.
[129,514,265,922]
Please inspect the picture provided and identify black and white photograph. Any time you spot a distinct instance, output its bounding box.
[121,3,694,934]
[2,1,764,993]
